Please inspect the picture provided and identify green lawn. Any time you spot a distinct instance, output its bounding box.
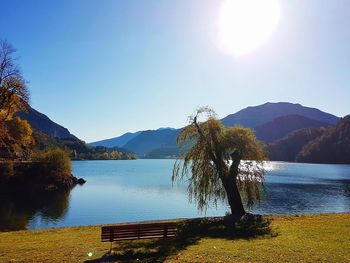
[0,213,349,262]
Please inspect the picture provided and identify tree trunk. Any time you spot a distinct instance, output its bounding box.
[220,150,246,216]
[221,174,245,216]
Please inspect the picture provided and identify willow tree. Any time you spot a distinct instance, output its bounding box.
[173,107,267,217]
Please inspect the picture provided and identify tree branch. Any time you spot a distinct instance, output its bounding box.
[192,115,219,166]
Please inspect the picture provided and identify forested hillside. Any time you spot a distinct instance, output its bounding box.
[268,128,326,162]
[296,116,350,164]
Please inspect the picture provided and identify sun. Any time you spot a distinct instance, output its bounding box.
[218,0,281,56]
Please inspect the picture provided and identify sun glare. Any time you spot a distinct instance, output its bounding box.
[218,0,281,56]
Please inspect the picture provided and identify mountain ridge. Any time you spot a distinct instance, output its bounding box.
[89,131,142,148]
[17,102,346,163]
[255,114,332,143]
[122,128,180,157]
[221,102,339,128]
[16,106,78,140]
[90,102,339,158]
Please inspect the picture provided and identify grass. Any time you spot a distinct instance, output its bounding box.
[0,213,349,262]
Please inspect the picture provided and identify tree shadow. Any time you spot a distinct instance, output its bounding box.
[85,215,276,263]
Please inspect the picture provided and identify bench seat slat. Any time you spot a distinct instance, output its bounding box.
[102,223,176,230]
[113,235,175,241]
[101,222,177,242]
[102,228,175,234]
[101,232,175,239]
[102,231,175,239]
[102,229,175,234]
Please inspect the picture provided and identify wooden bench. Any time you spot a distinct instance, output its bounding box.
[101,222,177,244]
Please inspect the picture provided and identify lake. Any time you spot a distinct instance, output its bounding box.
[0,160,349,231]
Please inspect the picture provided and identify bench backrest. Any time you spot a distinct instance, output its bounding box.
[101,222,177,242]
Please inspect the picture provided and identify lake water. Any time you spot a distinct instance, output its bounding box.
[1,160,349,231]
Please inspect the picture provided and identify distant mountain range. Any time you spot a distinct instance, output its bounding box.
[90,102,340,158]
[18,102,349,163]
[89,131,142,148]
[121,128,180,156]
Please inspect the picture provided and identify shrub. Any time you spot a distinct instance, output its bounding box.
[31,149,72,181]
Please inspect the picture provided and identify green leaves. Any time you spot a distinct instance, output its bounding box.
[173,107,267,213]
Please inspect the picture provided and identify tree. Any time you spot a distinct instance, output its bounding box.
[173,107,267,217]
[0,40,29,121]
[3,117,34,159]
[32,149,72,181]
[0,40,32,159]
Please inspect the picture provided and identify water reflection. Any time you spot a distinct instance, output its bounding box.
[253,181,350,215]
[252,162,350,214]
[342,180,350,197]
[0,189,70,231]
[0,160,349,231]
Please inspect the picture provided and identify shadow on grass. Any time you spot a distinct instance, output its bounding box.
[85,215,276,263]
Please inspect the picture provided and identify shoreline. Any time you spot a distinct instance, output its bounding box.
[2,212,349,233]
[4,211,349,233]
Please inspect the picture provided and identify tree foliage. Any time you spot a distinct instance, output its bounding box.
[33,130,136,160]
[173,107,267,215]
[297,115,350,164]
[0,40,33,160]
[268,127,326,162]
[0,40,29,120]
[0,117,34,159]
[31,149,72,180]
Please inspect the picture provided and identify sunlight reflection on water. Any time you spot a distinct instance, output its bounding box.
[0,160,349,231]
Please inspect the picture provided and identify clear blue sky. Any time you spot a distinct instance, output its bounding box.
[1,0,349,142]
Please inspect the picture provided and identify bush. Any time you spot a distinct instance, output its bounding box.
[31,149,72,181]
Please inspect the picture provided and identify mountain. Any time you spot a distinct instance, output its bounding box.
[33,130,135,160]
[122,128,180,157]
[21,102,347,162]
[89,131,142,148]
[88,102,340,158]
[296,116,350,164]
[17,106,77,140]
[268,127,326,162]
[255,114,332,143]
[14,106,135,160]
[221,102,339,128]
